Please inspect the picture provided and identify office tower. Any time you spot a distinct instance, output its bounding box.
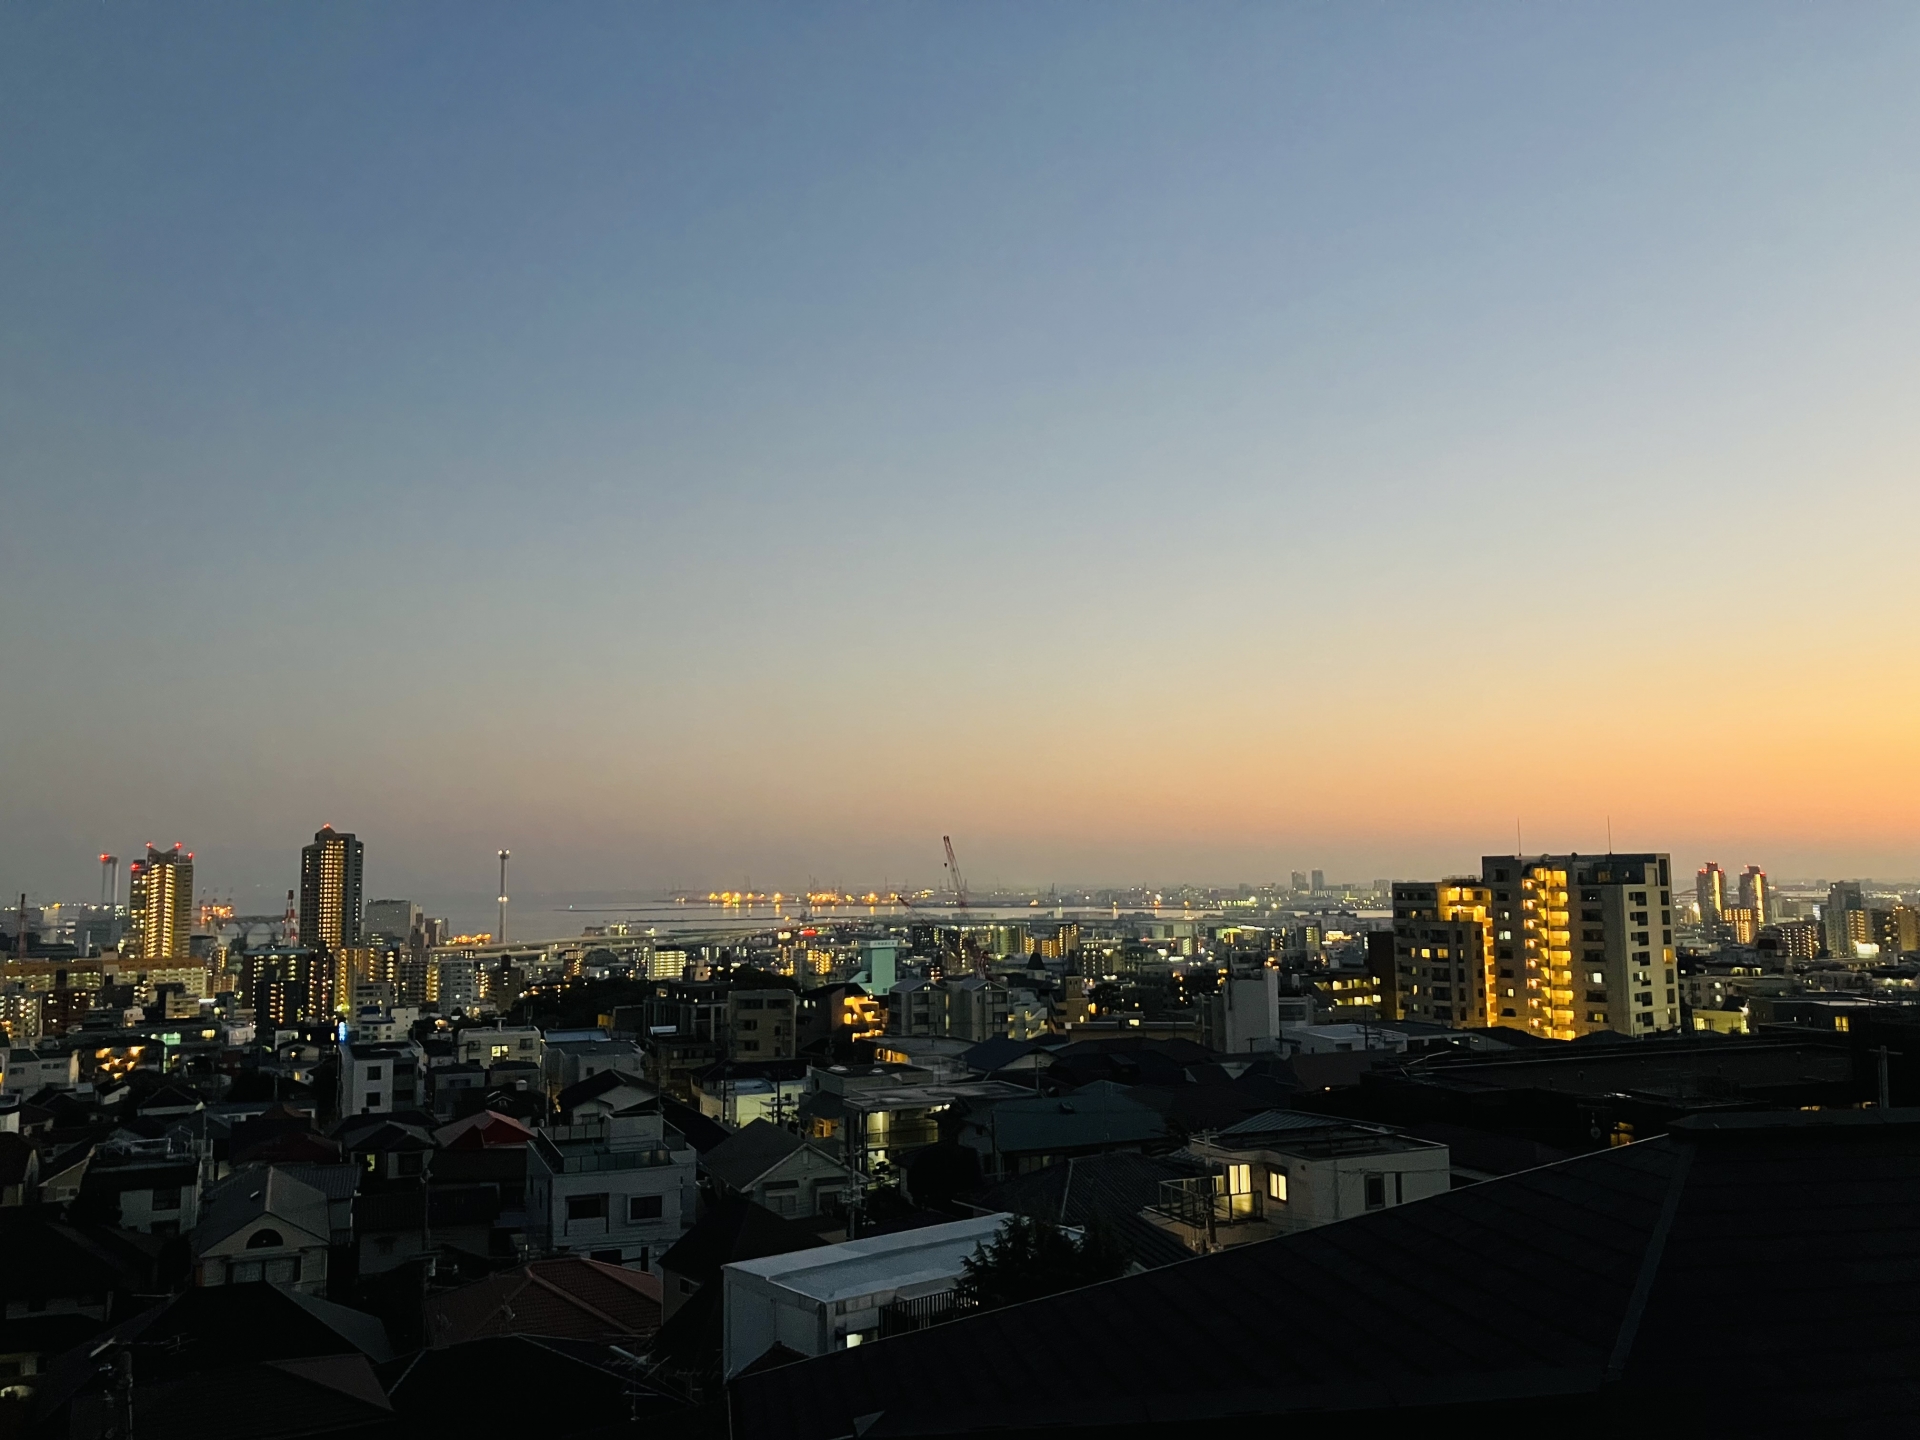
[299,826,365,959]
[1290,871,1308,893]
[364,898,421,944]
[1737,866,1769,926]
[1390,880,1494,1027]
[128,844,195,962]
[1481,853,1677,1040]
[1696,863,1726,927]
[1310,869,1326,894]
[1824,882,1866,960]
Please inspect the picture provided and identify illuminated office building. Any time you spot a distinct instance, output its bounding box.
[128,844,195,963]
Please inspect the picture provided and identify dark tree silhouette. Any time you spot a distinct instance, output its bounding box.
[958,1214,1128,1310]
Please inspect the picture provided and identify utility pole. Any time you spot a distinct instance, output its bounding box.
[1871,1045,1895,1110]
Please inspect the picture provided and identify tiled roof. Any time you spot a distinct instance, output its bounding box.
[423,1257,662,1346]
[962,1082,1167,1155]
[701,1120,823,1192]
[657,1196,824,1284]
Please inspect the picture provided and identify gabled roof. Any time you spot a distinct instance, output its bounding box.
[959,1037,1051,1075]
[194,1167,332,1252]
[135,1083,203,1115]
[231,1129,343,1167]
[423,1257,662,1346]
[332,1117,436,1153]
[658,1094,732,1154]
[731,1108,1920,1439]
[434,1109,535,1151]
[555,1067,657,1113]
[702,1120,836,1193]
[658,1196,825,1284]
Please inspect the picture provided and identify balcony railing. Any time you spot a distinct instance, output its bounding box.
[879,1290,978,1338]
[1150,1174,1264,1231]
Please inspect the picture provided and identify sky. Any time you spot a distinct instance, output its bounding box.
[5,1,1920,918]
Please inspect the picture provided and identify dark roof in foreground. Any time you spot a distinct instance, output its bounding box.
[730,1108,1920,1439]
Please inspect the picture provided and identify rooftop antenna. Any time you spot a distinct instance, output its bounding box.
[497,850,511,944]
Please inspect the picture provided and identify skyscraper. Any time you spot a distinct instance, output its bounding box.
[1696,863,1726,927]
[1737,865,1769,926]
[128,844,194,962]
[299,826,365,960]
[1310,869,1326,894]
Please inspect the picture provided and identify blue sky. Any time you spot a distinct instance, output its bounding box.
[6,2,1920,914]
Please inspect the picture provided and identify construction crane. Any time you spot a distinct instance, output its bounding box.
[942,836,969,912]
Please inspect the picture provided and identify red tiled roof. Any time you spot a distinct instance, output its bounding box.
[423,1258,662,1347]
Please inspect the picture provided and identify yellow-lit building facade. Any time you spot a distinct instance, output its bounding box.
[1390,881,1495,1028]
[1482,853,1678,1040]
[128,844,194,962]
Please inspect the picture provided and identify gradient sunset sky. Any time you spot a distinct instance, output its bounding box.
[5,2,1920,911]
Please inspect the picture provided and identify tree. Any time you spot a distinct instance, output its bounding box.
[957,1214,1128,1310]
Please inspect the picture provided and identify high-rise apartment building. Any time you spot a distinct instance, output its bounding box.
[1481,853,1677,1040]
[1721,907,1759,946]
[1289,871,1308,893]
[299,826,365,960]
[1737,866,1769,926]
[1875,905,1920,959]
[1390,880,1494,1027]
[128,844,194,962]
[1769,920,1821,960]
[1696,863,1726,927]
[1310,870,1326,894]
[1824,882,1866,961]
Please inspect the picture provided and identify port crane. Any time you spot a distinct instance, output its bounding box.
[942,835,969,914]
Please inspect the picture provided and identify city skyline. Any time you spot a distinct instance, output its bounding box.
[8,4,1920,899]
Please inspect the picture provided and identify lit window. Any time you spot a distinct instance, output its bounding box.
[1226,1163,1251,1195]
[1267,1170,1287,1203]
